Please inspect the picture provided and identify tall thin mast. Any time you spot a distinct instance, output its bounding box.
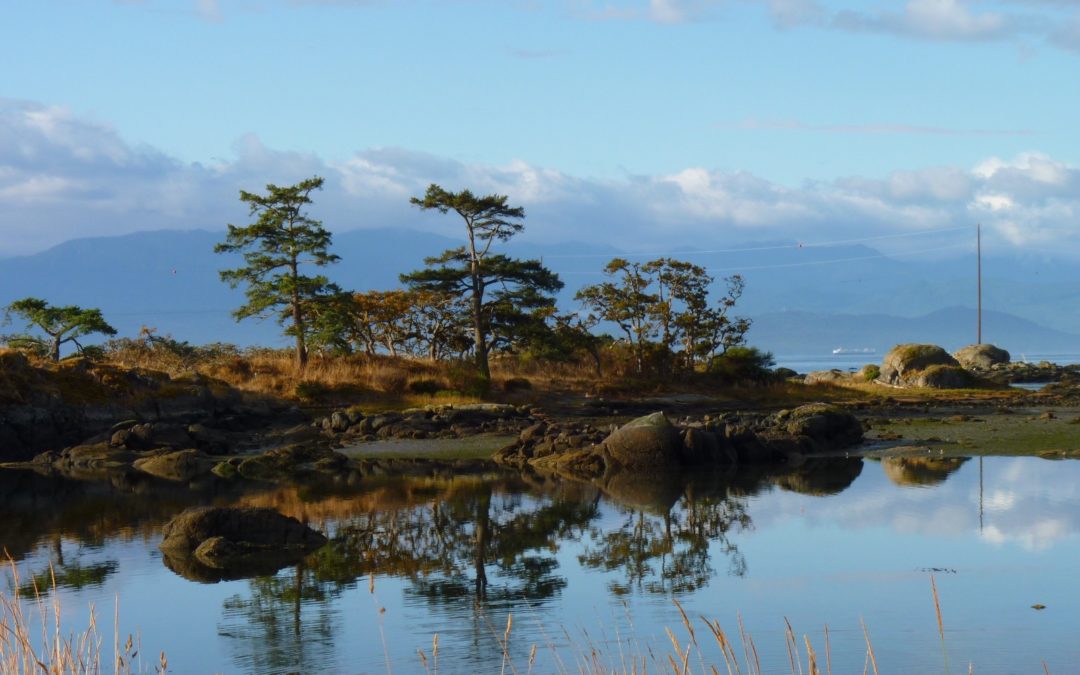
[977,223,982,345]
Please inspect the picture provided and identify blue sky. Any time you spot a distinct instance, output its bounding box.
[2,0,1079,257]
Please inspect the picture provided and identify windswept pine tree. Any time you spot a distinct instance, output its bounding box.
[2,297,117,361]
[215,176,340,370]
[403,185,563,380]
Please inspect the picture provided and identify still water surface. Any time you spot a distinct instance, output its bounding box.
[3,456,1079,674]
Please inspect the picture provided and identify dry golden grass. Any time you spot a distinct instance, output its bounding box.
[0,558,165,674]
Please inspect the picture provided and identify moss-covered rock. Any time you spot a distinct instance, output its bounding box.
[879,344,959,386]
[776,403,863,449]
[911,365,977,389]
[953,343,1010,370]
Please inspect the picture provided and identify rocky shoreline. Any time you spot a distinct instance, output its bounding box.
[5,342,1080,493]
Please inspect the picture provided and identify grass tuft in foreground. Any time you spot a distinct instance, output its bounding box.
[0,558,165,675]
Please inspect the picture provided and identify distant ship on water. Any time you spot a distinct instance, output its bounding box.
[832,347,877,355]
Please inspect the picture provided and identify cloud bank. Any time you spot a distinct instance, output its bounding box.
[568,0,1080,52]
[2,97,1079,258]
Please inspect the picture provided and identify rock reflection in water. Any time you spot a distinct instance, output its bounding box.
[882,456,969,487]
[579,468,752,594]
[774,457,864,496]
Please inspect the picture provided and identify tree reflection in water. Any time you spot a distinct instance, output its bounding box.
[217,474,601,672]
[579,472,752,594]
[208,459,865,672]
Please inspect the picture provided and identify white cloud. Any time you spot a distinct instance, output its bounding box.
[4,97,1080,259]
[832,0,1014,41]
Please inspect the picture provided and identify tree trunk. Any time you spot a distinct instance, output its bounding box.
[470,263,490,380]
[293,302,307,370]
[50,335,61,362]
[473,487,491,599]
[290,259,307,371]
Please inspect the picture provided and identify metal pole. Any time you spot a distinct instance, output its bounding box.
[977,223,982,345]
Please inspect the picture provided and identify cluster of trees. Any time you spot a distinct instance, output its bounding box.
[577,258,750,374]
[213,176,754,378]
[3,176,756,379]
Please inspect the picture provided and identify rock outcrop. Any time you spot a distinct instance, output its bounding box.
[495,405,864,481]
[314,403,536,442]
[0,352,290,462]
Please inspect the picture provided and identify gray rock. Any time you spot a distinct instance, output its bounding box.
[330,411,351,433]
[603,412,683,468]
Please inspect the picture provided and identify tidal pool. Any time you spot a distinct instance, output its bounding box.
[3,455,1078,673]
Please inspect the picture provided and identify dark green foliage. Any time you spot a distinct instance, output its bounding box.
[295,380,329,401]
[3,297,117,361]
[215,176,340,370]
[575,258,751,375]
[446,363,492,397]
[707,346,776,383]
[408,378,444,395]
[503,377,532,392]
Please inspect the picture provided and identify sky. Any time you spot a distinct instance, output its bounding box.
[2,0,1080,258]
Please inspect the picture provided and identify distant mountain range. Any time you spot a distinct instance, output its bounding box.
[1,228,1078,358]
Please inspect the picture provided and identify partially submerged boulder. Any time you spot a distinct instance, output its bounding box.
[159,506,328,581]
[603,412,682,468]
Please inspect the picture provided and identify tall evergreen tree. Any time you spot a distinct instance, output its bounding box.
[215,176,340,370]
[404,185,562,379]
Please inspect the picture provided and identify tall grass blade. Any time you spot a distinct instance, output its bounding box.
[860,617,878,675]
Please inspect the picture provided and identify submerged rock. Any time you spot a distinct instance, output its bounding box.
[159,506,328,582]
[133,449,213,482]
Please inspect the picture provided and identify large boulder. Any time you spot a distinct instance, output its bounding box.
[878,344,960,387]
[602,412,683,468]
[953,344,1010,370]
[159,507,328,581]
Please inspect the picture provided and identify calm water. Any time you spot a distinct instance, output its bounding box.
[4,457,1080,674]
